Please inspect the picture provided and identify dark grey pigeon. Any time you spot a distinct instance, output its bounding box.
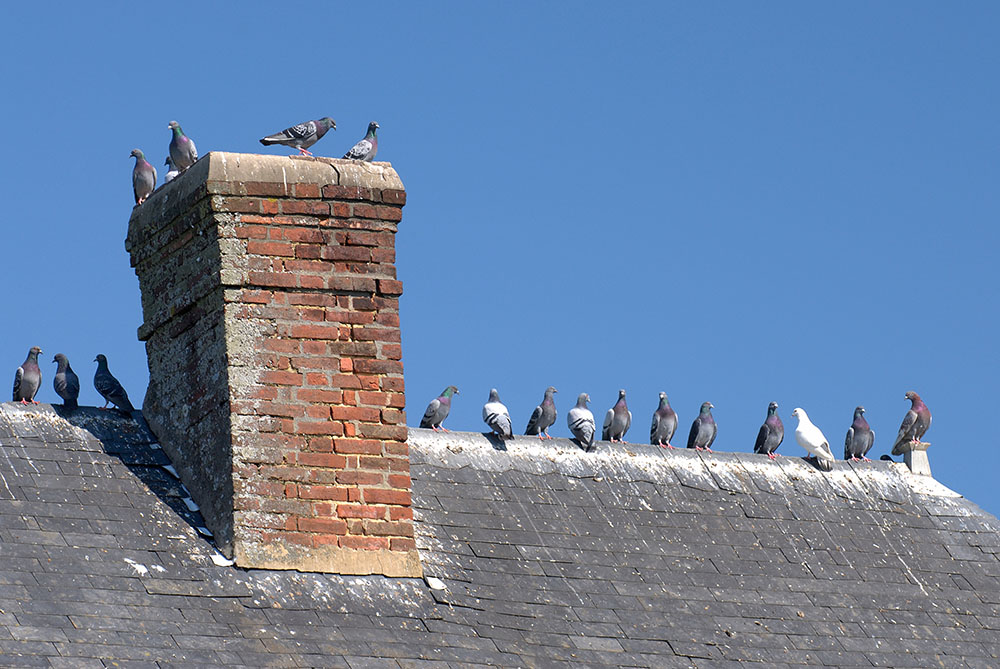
[892,390,932,455]
[52,354,80,410]
[420,386,458,431]
[753,401,784,459]
[93,354,135,415]
[602,389,631,443]
[260,117,336,156]
[567,393,596,451]
[130,149,157,205]
[650,392,678,448]
[844,406,875,461]
[168,120,198,172]
[482,388,513,440]
[687,402,717,451]
[12,346,43,404]
[525,386,558,439]
[343,122,379,161]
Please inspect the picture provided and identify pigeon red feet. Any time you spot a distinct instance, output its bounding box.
[767,453,777,460]
[296,148,314,156]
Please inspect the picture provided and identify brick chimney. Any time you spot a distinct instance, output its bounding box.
[125,152,418,577]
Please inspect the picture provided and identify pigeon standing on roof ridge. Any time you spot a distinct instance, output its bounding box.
[164,156,180,183]
[892,391,931,456]
[130,149,156,205]
[12,346,43,404]
[420,386,458,431]
[93,354,135,415]
[602,389,631,443]
[482,389,513,440]
[343,121,379,161]
[650,392,678,448]
[525,386,558,439]
[845,406,875,461]
[52,354,80,410]
[687,402,717,451]
[260,117,336,156]
[754,401,784,460]
[567,393,596,451]
[168,120,198,172]
[791,407,834,472]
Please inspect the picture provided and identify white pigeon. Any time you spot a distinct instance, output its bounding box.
[791,408,835,471]
[164,156,180,183]
[482,388,512,439]
[567,393,596,451]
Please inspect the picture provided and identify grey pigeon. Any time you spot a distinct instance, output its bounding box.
[602,389,632,443]
[482,388,513,439]
[343,121,379,161]
[567,393,596,451]
[130,149,157,205]
[525,386,558,439]
[687,402,717,451]
[791,408,834,472]
[420,385,458,431]
[164,156,180,183]
[168,120,198,172]
[260,117,336,156]
[892,390,932,455]
[52,354,80,410]
[650,392,678,448]
[844,406,875,461]
[93,354,135,415]
[12,346,43,404]
[754,401,784,459]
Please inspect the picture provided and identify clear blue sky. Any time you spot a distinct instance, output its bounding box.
[2,3,997,513]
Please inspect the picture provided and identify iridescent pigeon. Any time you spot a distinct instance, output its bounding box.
[52,354,80,410]
[602,389,632,443]
[420,385,458,431]
[891,390,932,455]
[168,120,198,172]
[12,346,43,404]
[93,354,135,415]
[164,156,180,183]
[567,393,596,451]
[791,408,834,472]
[650,392,678,448]
[844,406,875,461]
[525,386,558,439]
[754,401,784,459]
[343,121,379,161]
[482,388,513,440]
[687,402,717,451]
[130,149,156,205]
[260,117,336,156]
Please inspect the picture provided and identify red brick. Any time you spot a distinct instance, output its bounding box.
[249,271,298,288]
[388,474,411,489]
[218,197,262,213]
[352,327,401,343]
[375,205,403,222]
[358,391,389,406]
[305,405,332,419]
[377,279,403,296]
[297,517,348,534]
[352,204,377,219]
[265,531,313,547]
[240,290,273,304]
[245,181,289,197]
[295,245,322,259]
[258,403,306,418]
[364,489,411,506]
[358,423,407,441]
[247,240,295,257]
[390,538,416,552]
[261,199,280,215]
[263,339,301,353]
[321,246,372,262]
[282,200,330,216]
[298,485,350,501]
[289,324,341,340]
[353,359,403,374]
[323,185,372,200]
[296,388,342,403]
[235,225,268,239]
[333,439,383,455]
[292,183,321,199]
[261,371,302,386]
[336,504,386,519]
[330,406,380,422]
[284,259,334,274]
[281,227,325,243]
[362,520,414,537]
[306,436,334,452]
[331,202,352,218]
[328,276,376,293]
[372,247,396,263]
[296,420,342,435]
[389,507,414,521]
[382,189,407,205]
[289,293,336,307]
[296,452,347,469]
[339,536,389,551]
[380,344,402,361]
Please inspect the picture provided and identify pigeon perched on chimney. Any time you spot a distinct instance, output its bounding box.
[260,117,336,156]
[52,354,80,410]
[164,156,180,183]
[482,388,513,440]
[420,386,458,431]
[892,391,932,455]
[525,386,558,439]
[130,149,157,205]
[650,392,678,448]
[12,347,43,404]
[791,408,834,472]
[343,122,379,161]
[567,393,596,451]
[93,354,135,415]
[844,406,875,461]
[687,402,717,451]
[602,390,631,443]
[168,120,198,172]
[754,401,783,459]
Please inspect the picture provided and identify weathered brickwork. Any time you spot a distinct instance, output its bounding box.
[125,152,418,576]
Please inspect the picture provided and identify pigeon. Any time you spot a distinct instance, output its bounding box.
[650,392,678,448]
[892,390,932,455]
[260,117,336,156]
[525,386,558,439]
[419,386,458,431]
[482,388,513,440]
[687,402,717,451]
[791,408,834,472]
[602,389,632,443]
[164,156,180,183]
[844,406,875,461]
[93,354,135,415]
[52,354,80,410]
[343,121,379,161]
[130,149,157,205]
[753,401,784,459]
[12,346,43,404]
[567,393,596,451]
[168,120,198,172]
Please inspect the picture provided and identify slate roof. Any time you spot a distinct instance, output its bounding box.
[1,404,1000,667]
